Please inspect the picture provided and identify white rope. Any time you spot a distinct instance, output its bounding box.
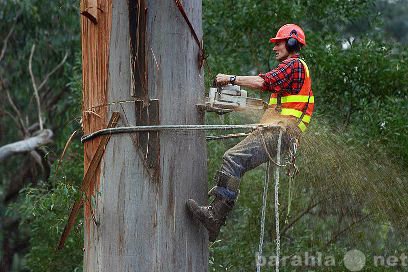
[256,162,270,272]
[274,130,283,272]
[256,129,283,272]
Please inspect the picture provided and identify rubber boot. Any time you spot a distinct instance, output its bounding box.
[186,171,239,242]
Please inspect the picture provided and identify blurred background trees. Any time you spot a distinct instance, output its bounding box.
[204,0,408,271]
[0,0,407,271]
[0,1,82,271]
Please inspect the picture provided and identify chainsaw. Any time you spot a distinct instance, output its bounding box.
[197,84,267,114]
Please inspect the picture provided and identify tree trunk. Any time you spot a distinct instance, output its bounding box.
[81,0,207,271]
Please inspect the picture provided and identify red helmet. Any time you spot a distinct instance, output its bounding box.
[269,24,306,46]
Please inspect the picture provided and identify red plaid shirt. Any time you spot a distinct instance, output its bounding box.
[259,54,305,94]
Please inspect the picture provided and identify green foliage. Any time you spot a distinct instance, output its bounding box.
[0,0,80,143]
[307,37,408,162]
[1,0,407,271]
[9,182,83,272]
[0,0,82,269]
[203,0,408,271]
[6,135,84,272]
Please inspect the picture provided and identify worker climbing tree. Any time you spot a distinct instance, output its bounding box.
[187,24,314,242]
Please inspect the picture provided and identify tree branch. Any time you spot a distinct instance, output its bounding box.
[28,46,68,131]
[281,198,323,236]
[29,44,44,131]
[5,89,27,135]
[324,213,372,248]
[0,129,53,162]
[37,52,68,92]
[0,23,16,63]
[30,150,45,173]
[1,110,21,134]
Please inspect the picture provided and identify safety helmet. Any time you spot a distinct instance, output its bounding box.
[269,24,306,46]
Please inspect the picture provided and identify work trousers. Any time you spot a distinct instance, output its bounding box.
[220,127,298,179]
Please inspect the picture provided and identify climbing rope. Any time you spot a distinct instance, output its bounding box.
[285,138,299,223]
[257,129,299,272]
[206,132,249,141]
[80,112,298,272]
[274,129,283,272]
[256,161,270,272]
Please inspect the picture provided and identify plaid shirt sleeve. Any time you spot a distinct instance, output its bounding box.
[259,57,305,94]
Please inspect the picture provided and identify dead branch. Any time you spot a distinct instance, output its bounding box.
[28,45,69,131]
[324,213,372,248]
[30,150,44,173]
[55,129,78,176]
[45,86,68,110]
[0,129,53,162]
[280,198,323,236]
[0,24,16,63]
[37,52,68,92]
[27,122,40,133]
[29,44,44,130]
[0,10,21,63]
[1,110,21,134]
[5,89,27,135]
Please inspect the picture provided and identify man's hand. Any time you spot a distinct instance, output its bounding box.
[215,74,232,86]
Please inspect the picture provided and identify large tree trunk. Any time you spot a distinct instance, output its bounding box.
[81,1,207,271]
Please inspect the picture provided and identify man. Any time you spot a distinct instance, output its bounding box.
[187,24,314,242]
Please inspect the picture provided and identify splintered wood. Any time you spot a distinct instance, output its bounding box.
[80,0,112,238]
[57,113,120,250]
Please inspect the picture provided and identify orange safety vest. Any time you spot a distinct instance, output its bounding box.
[268,58,314,132]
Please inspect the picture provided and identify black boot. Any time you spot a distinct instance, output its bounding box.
[186,171,239,242]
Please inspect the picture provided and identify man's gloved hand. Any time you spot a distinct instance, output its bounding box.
[215,73,232,86]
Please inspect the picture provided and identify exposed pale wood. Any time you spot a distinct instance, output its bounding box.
[0,129,53,162]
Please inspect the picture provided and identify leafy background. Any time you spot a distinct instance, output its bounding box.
[0,0,407,271]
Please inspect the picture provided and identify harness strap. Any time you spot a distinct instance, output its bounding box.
[296,59,312,126]
[275,93,282,113]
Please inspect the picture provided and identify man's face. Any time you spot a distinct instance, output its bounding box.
[273,40,289,61]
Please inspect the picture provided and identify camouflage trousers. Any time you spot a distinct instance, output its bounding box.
[220,126,300,179]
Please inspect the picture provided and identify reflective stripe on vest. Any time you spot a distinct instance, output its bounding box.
[298,121,307,132]
[267,58,314,132]
[280,108,311,123]
[269,95,315,105]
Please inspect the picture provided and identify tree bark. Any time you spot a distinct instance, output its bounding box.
[82,1,207,271]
